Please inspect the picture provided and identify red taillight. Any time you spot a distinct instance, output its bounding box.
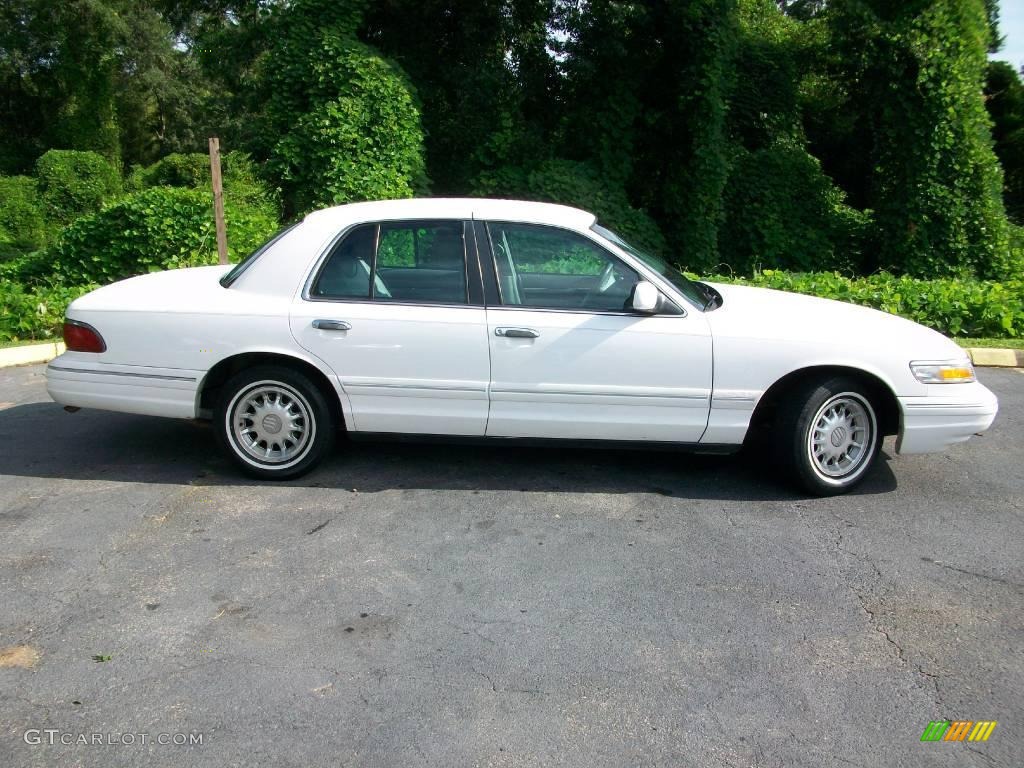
[63,320,107,353]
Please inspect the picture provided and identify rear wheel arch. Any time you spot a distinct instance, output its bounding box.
[197,352,344,430]
[746,365,900,443]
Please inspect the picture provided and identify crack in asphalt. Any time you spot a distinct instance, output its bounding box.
[472,665,498,693]
[920,556,1024,592]
[793,504,959,713]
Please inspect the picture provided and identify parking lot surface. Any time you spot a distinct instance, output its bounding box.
[1,364,1021,767]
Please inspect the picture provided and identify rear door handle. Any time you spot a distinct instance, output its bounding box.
[312,319,352,331]
[495,327,539,339]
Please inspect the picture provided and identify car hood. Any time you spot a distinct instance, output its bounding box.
[703,282,965,361]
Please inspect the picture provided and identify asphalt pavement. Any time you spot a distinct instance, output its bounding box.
[1,364,1021,767]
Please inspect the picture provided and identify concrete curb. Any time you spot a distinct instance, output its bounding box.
[964,347,1024,368]
[0,342,65,369]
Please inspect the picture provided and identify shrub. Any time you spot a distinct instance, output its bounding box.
[0,176,47,258]
[49,186,278,285]
[707,269,1024,338]
[0,281,97,343]
[127,152,278,209]
[34,150,122,225]
[127,153,210,190]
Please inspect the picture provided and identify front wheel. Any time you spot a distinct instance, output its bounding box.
[778,377,880,496]
[215,365,335,480]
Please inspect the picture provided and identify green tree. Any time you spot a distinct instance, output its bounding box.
[0,0,121,170]
[258,0,427,214]
[558,0,738,271]
[985,61,1024,223]
[721,0,869,274]
[0,0,214,172]
[364,1,557,193]
[830,0,1009,278]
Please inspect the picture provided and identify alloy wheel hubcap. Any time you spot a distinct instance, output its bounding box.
[808,394,874,480]
[231,383,312,465]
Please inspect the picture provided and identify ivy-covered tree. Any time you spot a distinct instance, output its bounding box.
[986,61,1024,224]
[364,1,557,194]
[721,0,869,274]
[557,0,738,271]
[258,0,427,215]
[0,0,214,172]
[830,0,1009,278]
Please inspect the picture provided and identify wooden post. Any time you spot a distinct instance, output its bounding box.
[208,137,229,265]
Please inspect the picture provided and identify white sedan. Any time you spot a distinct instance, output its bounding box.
[47,198,998,494]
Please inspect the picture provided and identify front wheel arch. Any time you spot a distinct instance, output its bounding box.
[745,365,900,446]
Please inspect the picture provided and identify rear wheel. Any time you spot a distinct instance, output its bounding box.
[778,376,880,496]
[215,365,335,480]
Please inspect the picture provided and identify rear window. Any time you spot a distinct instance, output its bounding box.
[220,224,298,288]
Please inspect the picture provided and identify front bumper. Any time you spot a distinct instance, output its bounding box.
[896,381,999,455]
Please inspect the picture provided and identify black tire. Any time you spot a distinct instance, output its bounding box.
[215,364,335,480]
[777,376,881,496]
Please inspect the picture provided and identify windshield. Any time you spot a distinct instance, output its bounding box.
[591,224,709,309]
[220,224,298,288]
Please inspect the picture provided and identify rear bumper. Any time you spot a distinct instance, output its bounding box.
[46,354,201,419]
[896,382,999,455]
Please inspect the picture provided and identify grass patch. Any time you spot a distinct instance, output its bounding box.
[955,337,1024,349]
[0,338,60,350]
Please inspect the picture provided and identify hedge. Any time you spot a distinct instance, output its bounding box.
[707,270,1024,338]
[49,186,278,285]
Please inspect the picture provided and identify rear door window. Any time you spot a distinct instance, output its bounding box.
[311,220,468,304]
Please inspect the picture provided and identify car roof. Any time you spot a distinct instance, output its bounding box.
[232,198,599,296]
[303,197,597,230]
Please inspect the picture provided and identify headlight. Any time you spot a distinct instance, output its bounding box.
[910,360,976,384]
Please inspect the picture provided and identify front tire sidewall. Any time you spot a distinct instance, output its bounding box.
[216,367,334,480]
[786,379,881,495]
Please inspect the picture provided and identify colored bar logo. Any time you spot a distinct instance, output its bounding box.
[921,721,997,742]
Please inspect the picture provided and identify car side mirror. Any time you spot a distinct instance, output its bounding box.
[630,281,661,313]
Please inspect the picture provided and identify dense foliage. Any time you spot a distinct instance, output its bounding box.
[34,150,123,225]
[255,0,427,216]
[709,270,1024,338]
[0,176,47,259]
[1,0,1021,343]
[986,61,1024,223]
[50,186,277,285]
[829,0,1009,279]
[0,280,98,342]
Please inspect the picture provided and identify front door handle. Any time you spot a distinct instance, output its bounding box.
[495,327,539,339]
[312,319,352,331]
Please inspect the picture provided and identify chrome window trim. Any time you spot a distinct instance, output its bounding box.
[485,305,660,319]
